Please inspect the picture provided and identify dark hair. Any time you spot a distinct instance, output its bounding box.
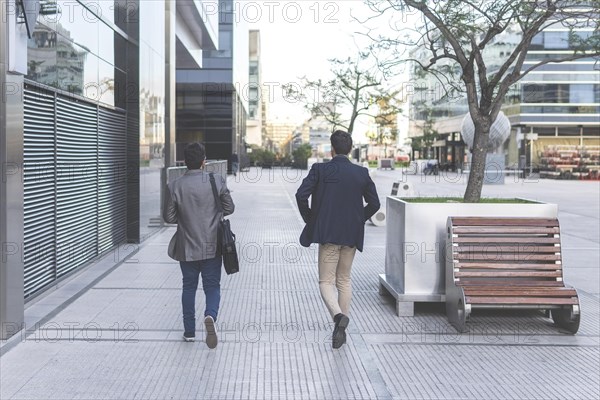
[184,143,206,170]
[330,130,352,155]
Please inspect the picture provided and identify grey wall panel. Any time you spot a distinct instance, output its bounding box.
[55,97,99,278]
[23,87,56,298]
[98,107,127,253]
[23,85,130,298]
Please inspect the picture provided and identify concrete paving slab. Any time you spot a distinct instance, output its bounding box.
[1,168,598,400]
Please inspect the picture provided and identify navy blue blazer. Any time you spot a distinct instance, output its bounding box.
[295,156,380,252]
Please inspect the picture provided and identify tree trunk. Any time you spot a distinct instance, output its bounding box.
[348,116,356,135]
[464,118,491,203]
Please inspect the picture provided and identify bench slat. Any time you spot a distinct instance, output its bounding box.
[456,263,562,270]
[456,271,562,278]
[450,218,559,227]
[453,227,559,234]
[455,254,561,261]
[464,285,572,290]
[466,296,578,305]
[453,237,560,244]
[457,280,564,287]
[464,288,577,297]
[455,246,560,253]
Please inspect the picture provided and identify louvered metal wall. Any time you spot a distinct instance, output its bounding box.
[55,97,99,278]
[23,86,129,298]
[23,88,57,297]
[98,108,127,253]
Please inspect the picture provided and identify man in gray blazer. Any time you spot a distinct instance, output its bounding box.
[163,143,234,348]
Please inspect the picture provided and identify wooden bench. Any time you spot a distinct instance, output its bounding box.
[445,217,580,333]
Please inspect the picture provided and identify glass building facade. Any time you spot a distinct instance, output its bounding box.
[1,0,230,339]
[246,29,264,147]
[138,0,166,240]
[26,1,127,107]
[17,1,143,298]
[517,28,600,128]
[1,0,220,339]
[20,1,171,242]
[176,0,249,165]
[408,20,600,169]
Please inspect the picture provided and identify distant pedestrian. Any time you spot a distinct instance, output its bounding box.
[295,130,380,349]
[230,152,239,176]
[164,143,235,348]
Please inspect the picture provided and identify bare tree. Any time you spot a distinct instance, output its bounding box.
[285,53,402,135]
[363,0,600,202]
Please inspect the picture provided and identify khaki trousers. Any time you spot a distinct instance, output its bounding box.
[318,243,357,318]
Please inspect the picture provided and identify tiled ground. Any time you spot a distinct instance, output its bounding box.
[1,168,598,399]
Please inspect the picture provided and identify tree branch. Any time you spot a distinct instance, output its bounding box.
[403,0,470,67]
[489,0,557,89]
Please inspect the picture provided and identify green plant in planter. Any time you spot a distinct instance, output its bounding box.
[402,197,537,204]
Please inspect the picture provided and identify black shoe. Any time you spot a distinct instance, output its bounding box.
[204,316,218,349]
[332,313,349,349]
[183,332,195,342]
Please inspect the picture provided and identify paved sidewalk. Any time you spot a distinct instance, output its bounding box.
[1,168,599,399]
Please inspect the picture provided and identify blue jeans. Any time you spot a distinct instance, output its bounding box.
[180,257,222,334]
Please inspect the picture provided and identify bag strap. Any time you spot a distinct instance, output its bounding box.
[208,173,224,216]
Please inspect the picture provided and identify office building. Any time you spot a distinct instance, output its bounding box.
[408,22,600,173]
[0,0,217,339]
[176,0,249,166]
[246,30,264,146]
[265,119,300,154]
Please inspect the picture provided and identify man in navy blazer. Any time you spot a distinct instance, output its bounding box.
[296,130,380,349]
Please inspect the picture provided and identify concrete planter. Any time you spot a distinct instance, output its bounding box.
[379,197,558,316]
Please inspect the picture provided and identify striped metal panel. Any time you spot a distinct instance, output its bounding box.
[55,96,98,278]
[23,87,57,298]
[126,107,140,242]
[23,85,131,298]
[98,107,127,253]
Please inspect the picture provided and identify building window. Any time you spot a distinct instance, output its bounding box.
[570,85,594,103]
[544,31,569,49]
[523,84,569,103]
[530,33,544,50]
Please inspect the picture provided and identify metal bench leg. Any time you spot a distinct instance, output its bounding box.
[551,305,580,334]
[447,295,469,333]
[455,298,469,333]
[446,284,469,333]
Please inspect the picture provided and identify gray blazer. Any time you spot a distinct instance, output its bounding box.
[163,169,234,261]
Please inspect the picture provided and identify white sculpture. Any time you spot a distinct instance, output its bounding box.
[461,111,511,151]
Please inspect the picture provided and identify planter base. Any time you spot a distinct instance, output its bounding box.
[378,274,445,317]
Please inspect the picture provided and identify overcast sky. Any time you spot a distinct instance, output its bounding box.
[246,1,409,136]
[247,1,361,118]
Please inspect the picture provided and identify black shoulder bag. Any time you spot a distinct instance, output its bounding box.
[209,173,239,275]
